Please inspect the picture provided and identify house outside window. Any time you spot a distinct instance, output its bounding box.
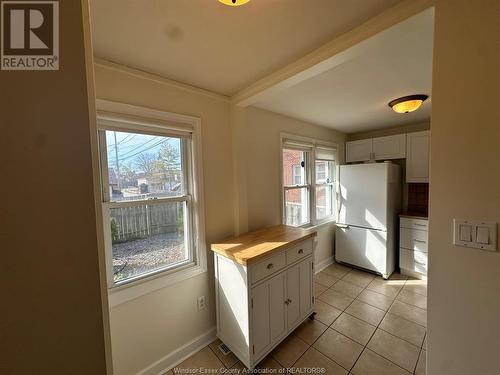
[282,135,337,227]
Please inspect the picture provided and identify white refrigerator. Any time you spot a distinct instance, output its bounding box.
[335,162,401,279]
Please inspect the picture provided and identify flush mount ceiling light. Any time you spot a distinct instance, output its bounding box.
[388,95,429,114]
[218,0,251,6]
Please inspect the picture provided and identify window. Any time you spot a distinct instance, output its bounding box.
[283,149,310,226]
[96,102,205,294]
[282,137,337,227]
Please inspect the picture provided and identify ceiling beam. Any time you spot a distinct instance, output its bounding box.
[231,0,434,107]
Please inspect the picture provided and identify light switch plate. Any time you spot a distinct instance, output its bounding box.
[453,219,497,251]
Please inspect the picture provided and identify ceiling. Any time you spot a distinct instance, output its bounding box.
[91,0,403,96]
[253,8,434,133]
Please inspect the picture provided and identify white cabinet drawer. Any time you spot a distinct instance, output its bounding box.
[400,248,428,276]
[400,217,428,231]
[400,228,428,252]
[251,252,286,284]
[286,239,313,265]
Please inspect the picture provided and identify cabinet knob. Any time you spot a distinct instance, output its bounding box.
[298,249,304,254]
[267,263,274,270]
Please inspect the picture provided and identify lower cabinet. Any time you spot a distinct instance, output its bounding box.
[214,239,314,369]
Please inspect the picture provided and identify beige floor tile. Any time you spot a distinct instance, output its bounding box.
[315,271,339,287]
[313,328,363,371]
[379,313,426,347]
[389,272,408,281]
[415,349,426,375]
[345,300,385,326]
[314,299,343,325]
[342,270,375,288]
[315,282,328,297]
[293,347,348,375]
[330,279,364,298]
[294,318,328,345]
[356,289,394,311]
[351,349,411,375]
[367,329,420,373]
[397,290,427,310]
[322,263,352,279]
[403,280,428,296]
[271,335,309,368]
[331,313,376,345]
[175,346,224,372]
[318,289,354,310]
[256,355,283,370]
[366,278,404,299]
[208,339,239,368]
[389,300,427,327]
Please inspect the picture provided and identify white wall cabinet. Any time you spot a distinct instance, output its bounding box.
[406,130,430,182]
[346,134,406,162]
[373,134,406,160]
[214,235,315,369]
[346,139,373,162]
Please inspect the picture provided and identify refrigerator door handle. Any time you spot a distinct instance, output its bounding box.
[337,224,350,229]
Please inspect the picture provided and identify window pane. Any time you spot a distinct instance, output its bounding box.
[316,185,334,221]
[285,188,309,226]
[283,149,306,186]
[315,160,334,184]
[110,201,188,283]
[105,130,184,202]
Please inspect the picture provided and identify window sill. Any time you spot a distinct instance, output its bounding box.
[107,260,207,308]
[304,218,337,231]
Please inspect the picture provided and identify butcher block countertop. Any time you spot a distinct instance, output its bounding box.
[211,225,317,266]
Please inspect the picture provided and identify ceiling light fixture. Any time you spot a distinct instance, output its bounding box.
[218,0,251,6]
[388,95,429,114]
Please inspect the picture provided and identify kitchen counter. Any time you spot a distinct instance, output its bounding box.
[400,212,428,220]
[211,224,316,266]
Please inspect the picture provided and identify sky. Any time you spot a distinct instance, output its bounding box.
[105,130,181,173]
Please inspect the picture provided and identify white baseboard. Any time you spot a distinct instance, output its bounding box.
[315,255,335,274]
[137,327,217,375]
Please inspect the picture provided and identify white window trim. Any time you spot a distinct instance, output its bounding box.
[96,99,207,307]
[280,132,339,228]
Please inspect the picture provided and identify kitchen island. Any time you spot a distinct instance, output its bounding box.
[211,225,316,368]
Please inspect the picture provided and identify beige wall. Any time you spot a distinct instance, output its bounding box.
[347,121,430,141]
[428,1,500,374]
[233,106,346,265]
[0,1,107,374]
[94,62,234,375]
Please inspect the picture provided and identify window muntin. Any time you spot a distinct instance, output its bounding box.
[100,129,194,286]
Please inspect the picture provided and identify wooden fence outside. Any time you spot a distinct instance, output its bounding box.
[110,203,180,242]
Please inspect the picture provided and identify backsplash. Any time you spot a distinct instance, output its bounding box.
[407,183,429,215]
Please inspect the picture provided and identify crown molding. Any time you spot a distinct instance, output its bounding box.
[93,57,231,103]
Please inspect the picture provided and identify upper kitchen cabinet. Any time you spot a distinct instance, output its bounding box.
[346,134,406,163]
[372,134,406,160]
[406,130,430,182]
[346,139,372,162]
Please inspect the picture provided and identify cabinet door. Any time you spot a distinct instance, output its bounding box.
[286,258,313,330]
[406,131,430,182]
[373,134,406,160]
[346,139,373,162]
[252,273,286,357]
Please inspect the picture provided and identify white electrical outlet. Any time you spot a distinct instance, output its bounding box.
[197,296,207,311]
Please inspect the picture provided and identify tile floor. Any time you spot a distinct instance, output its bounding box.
[169,263,427,375]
